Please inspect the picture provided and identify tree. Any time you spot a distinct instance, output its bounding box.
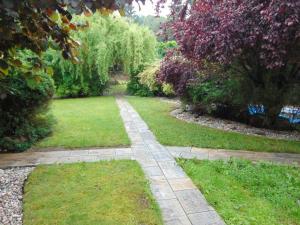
[134,15,167,39]
[169,0,300,127]
[0,0,143,77]
[124,4,138,20]
[47,13,157,97]
[0,0,147,151]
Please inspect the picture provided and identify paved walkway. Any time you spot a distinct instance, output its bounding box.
[0,148,133,168]
[116,97,225,225]
[167,147,300,165]
[1,145,299,169]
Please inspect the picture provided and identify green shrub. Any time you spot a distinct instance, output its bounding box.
[46,14,157,98]
[127,66,154,97]
[188,76,246,117]
[0,65,55,152]
[158,59,248,118]
[138,62,161,92]
[162,83,175,96]
[128,61,175,97]
[157,41,178,58]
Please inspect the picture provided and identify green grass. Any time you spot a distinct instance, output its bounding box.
[127,96,300,153]
[23,160,163,225]
[105,83,127,96]
[36,96,130,149]
[178,158,300,225]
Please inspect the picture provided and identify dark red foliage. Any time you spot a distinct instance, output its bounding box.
[157,52,198,96]
[172,0,300,70]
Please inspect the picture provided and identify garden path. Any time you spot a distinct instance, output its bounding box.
[116,97,225,225]
[1,145,299,169]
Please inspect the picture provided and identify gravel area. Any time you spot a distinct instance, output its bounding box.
[0,167,34,225]
[171,108,300,141]
[158,97,181,106]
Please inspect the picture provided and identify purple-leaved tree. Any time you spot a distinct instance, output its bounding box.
[164,0,300,127]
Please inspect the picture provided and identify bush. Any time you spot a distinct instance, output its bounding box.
[162,83,175,96]
[158,54,250,118]
[46,14,157,98]
[126,66,154,97]
[188,73,247,118]
[0,67,55,152]
[127,61,175,97]
[138,62,161,93]
[171,0,300,128]
[157,54,198,98]
[157,41,177,58]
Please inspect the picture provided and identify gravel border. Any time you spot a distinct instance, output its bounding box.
[158,98,299,141]
[0,167,34,225]
[170,108,300,141]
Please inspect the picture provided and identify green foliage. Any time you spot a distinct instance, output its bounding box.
[0,0,144,79]
[178,158,300,225]
[46,13,157,98]
[128,61,175,97]
[162,83,175,96]
[134,16,167,41]
[157,41,178,58]
[188,75,246,117]
[138,62,161,92]
[0,54,55,151]
[127,66,154,97]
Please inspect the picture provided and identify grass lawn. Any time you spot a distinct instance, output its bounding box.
[127,96,300,153]
[105,83,127,96]
[178,158,300,225]
[23,160,163,225]
[36,96,130,149]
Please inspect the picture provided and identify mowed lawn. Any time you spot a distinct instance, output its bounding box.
[127,96,300,153]
[36,96,130,149]
[178,159,300,225]
[105,83,127,96]
[23,160,163,225]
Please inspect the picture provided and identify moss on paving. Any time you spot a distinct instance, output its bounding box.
[127,96,300,153]
[178,158,300,225]
[23,160,163,225]
[36,96,130,149]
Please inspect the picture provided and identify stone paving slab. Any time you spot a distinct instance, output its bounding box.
[158,161,187,179]
[150,176,176,200]
[165,216,192,225]
[116,97,225,225]
[167,146,300,165]
[157,198,187,219]
[175,190,214,214]
[0,148,133,169]
[168,178,197,191]
[143,166,164,177]
[188,211,225,225]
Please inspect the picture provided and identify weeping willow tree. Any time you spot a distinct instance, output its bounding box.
[45,13,157,97]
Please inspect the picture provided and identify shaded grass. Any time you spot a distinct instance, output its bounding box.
[127,96,300,153]
[105,83,127,96]
[23,160,163,225]
[36,96,130,149]
[178,158,300,225]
